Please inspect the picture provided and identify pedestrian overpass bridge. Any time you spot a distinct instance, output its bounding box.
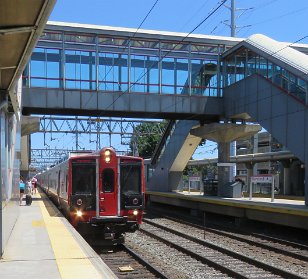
[21,22,308,204]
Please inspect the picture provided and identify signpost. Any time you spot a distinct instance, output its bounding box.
[250,175,275,202]
[188,175,201,194]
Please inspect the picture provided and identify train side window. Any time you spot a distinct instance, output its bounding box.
[65,174,68,193]
[102,168,114,193]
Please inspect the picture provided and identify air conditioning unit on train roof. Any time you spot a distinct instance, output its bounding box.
[68,150,95,158]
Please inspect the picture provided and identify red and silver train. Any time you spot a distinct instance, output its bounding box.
[36,147,145,243]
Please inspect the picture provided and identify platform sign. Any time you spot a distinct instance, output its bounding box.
[189,176,201,182]
[188,175,201,194]
[249,175,275,202]
[251,175,273,183]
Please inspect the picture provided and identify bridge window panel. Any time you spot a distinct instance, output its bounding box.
[235,54,245,82]
[118,54,129,92]
[175,58,189,94]
[225,55,236,86]
[191,59,206,95]
[205,61,219,97]
[162,57,175,94]
[267,61,273,79]
[64,33,96,45]
[98,53,127,92]
[131,55,147,93]
[98,52,114,91]
[247,52,257,76]
[80,51,96,90]
[289,73,306,102]
[40,31,62,41]
[65,50,96,90]
[161,42,189,52]
[65,50,81,89]
[272,64,282,87]
[146,56,159,93]
[258,56,268,78]
[281,68,289,91]
[46,49,61,88]
[98,36,127,46]
[130,55,159,93]
[30,48,47,87]
[191,44,219,54]
[130,39,159,50]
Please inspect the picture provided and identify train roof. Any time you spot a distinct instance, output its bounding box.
[68,150,95,158]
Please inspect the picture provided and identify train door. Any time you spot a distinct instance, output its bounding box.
[99,167,117,216]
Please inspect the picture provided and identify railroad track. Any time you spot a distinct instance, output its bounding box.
[126,230,234,279]
[134,218,307,279]
[97,244,168,279]
[148,213,308,263]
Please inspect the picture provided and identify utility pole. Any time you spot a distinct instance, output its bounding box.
[231,0,235,37]
[224,0,252,37]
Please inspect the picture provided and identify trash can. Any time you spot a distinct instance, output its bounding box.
[221,181,242,198]
[203,179,218,196]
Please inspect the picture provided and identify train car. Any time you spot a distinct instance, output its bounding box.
[36,147,145,243]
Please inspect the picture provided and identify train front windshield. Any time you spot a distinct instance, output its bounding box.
[120,161,142,195]
[72,160,96,195]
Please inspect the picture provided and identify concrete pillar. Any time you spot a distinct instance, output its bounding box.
[218,142,231,196]
[305,167,307,206]
[245,162,254,194]
[281,160,291,195]
[190,123,261,197]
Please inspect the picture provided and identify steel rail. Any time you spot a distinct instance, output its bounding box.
[143,219,306,279]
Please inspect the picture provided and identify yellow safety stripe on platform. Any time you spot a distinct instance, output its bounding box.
[38,195,103,279]
[146,191,308,217]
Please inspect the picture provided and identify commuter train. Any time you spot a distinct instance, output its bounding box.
[36,147,145,243]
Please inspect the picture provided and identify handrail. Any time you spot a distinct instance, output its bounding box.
[151,120,176,166]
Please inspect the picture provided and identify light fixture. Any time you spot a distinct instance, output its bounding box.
[104,149,112,163]
[76,210,83,217]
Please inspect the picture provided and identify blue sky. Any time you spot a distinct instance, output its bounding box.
[49,0,308,43]
[31,0,308,162]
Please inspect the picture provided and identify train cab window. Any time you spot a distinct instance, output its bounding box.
[120,162,142,195]
[72,160,96,195]
[102,168,114,193]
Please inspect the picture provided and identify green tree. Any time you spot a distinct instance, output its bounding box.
[129,121,167,158]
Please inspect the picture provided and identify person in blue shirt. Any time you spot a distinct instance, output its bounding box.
[19,179,25,205]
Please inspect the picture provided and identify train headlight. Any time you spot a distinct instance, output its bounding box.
[76,210,83,217]
[133,209,138,216]
[104,149,111,163]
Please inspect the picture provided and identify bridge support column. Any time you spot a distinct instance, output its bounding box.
[281,160,291,195]
[217,142,231,196]
[244,162,254,195]
[305,168,308,206]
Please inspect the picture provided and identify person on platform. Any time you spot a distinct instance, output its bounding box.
[235,177,246,198]
[32,177,38,194]
[19,179,25,205]
[27,180,33,195]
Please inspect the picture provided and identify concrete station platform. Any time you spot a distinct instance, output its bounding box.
[0,191,117,279]
[146,191,308,230]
